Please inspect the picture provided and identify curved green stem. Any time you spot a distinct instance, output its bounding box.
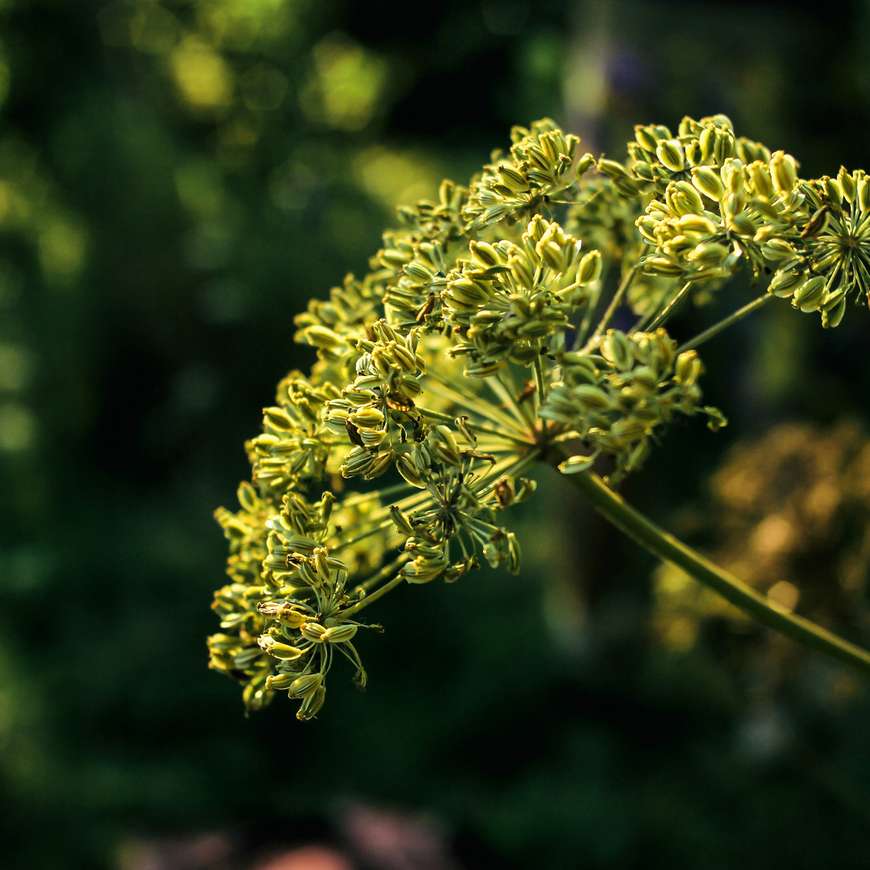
[561,469,870,676]
[585,264,640,348]
[417,406,533,447]
[679,293,772,352]
[339,570,407,618]
[646,279,694,332]
[533,356,547,406]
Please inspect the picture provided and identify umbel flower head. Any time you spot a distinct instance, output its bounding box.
[209,115,870,719]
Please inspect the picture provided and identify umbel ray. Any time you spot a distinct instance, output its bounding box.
[209,114,870,719]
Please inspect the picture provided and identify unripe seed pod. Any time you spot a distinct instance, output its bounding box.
[634,125,659,152]
[822,297,847,328]
[396,453,426,488]
[364,451,393,479]
[258,636,305,660]
[404,261,434,282]
[699,126,716,162]
[823,176,842,204]
[632,160,654,181]
[671,180,704,214]
[792,276,826,312]
[497,164,528,193]
[560,352,599,382]
[656,138,685,172]
[288,673,324,698]
[729,212,757,236]
[431,424,461,465]
[770,151,798,194]
[322,624,358,644]
[538,239,565,271]
[303,325,345,351]
[747,161,774,198]
[237,481,258,512]
[266,672,300,691]
[644,257,684,275]
[300,621,327,643]
[558,454,596,475]
[296,685,326,720]
[677,213,718,235]
[691,166,725,201]
[573,384,613,411]
[578,250,602,284]
[631,366,658,390]
[636,215,659,243]
[761,238,795,262]
[837,166,856,203]
[576,152,596,174]
[601,330,634,370]
[350,406,385,428]
[687,242,730,266]
[598,158,631,179]
[676,350,703,386]
[769,268,801,297]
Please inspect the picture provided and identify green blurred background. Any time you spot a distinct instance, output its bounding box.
[1,0,869,867]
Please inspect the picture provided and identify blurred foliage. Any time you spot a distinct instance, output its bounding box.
[654,421,870,682]
[1,0,869,867]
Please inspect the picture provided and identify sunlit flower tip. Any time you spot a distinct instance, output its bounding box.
[287,673,324,698]
[557,454,596,475]
[296,685,326,721]
[258,635,306,661]
[257,600,308,628]
[691,167,725,202]
[656,139,685,173]
[769,150,798,195]
[323,623,359,643]
[264,671,297,691]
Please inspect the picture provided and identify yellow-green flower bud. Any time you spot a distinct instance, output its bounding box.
[770,151,798,195]
[322,624,358,643]
[691,167,725,201]
[656,139,685,173]
[288,673,324,698]
[578,250,602,284]
[300,621,327,643]
[792,276,826,312]
[258,636,306,661]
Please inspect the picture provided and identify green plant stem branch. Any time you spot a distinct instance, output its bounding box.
[332,518,394,553]
[585,264,640,348]
[417,406,533,447]
[486,373,534,431]
[533,355,547,405]
[475,448,541,494]
[559,468,870,676]
[341,481,414,508]
[424,374,530,436]
[646,279,695,332]
[574,282,602,349]
[678,293,772,352]
[353,553,412,594]
[339,571,407,618]
[630,286,674,335]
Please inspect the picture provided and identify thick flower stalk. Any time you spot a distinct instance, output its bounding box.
[210,115,870,719]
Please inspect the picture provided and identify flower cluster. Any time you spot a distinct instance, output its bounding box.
[444,215,601,375]
[463,118,594,229]
[210,114,869,718]
[597,114,869,328]
[542,329,724,483]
